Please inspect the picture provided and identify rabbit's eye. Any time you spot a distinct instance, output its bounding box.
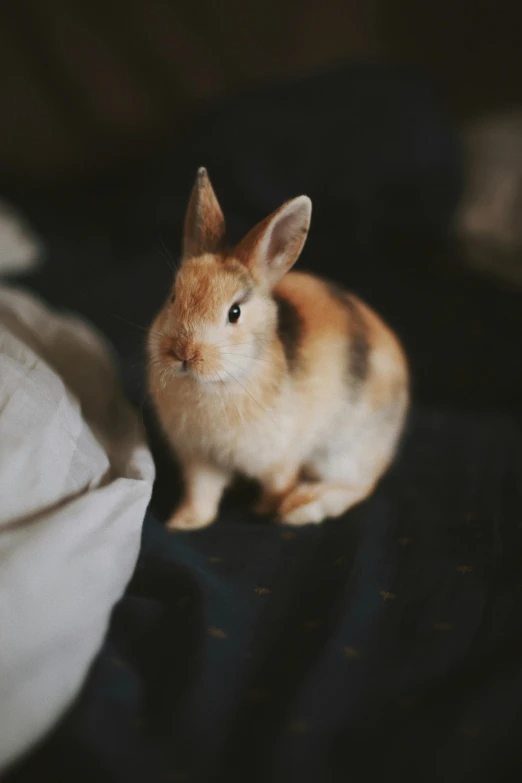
[228,304,241,323]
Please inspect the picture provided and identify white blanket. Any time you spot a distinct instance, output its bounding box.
[0,286,155,771]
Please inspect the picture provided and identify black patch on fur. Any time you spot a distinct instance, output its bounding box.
[325,280,370,387]
[344,295,371,385]
[274,294,302,372]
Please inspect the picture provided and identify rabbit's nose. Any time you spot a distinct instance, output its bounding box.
[170,339,196,365]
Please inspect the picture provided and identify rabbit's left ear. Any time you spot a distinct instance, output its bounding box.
[183,167,227,259]
[235,196,312,286]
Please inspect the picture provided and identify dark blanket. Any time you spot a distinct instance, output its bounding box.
[4,66,522,783]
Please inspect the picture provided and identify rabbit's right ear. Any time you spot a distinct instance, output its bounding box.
[183,168,227,259]
[235,196,311,287]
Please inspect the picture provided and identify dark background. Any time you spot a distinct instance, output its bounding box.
[0,0,521,184]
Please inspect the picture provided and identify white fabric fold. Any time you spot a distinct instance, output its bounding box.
[0,286,154,771]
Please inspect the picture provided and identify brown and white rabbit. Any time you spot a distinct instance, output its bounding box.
[148,168,409,530]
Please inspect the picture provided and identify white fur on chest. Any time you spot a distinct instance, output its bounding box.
[157,378,294,477]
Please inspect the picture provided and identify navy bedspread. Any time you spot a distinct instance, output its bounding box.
[4,66,522,783]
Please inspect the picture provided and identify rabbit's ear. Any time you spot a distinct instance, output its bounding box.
[235,196,312,286]
[183,168,227,259]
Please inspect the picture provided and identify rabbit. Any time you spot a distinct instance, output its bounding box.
[148,168,409,530]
